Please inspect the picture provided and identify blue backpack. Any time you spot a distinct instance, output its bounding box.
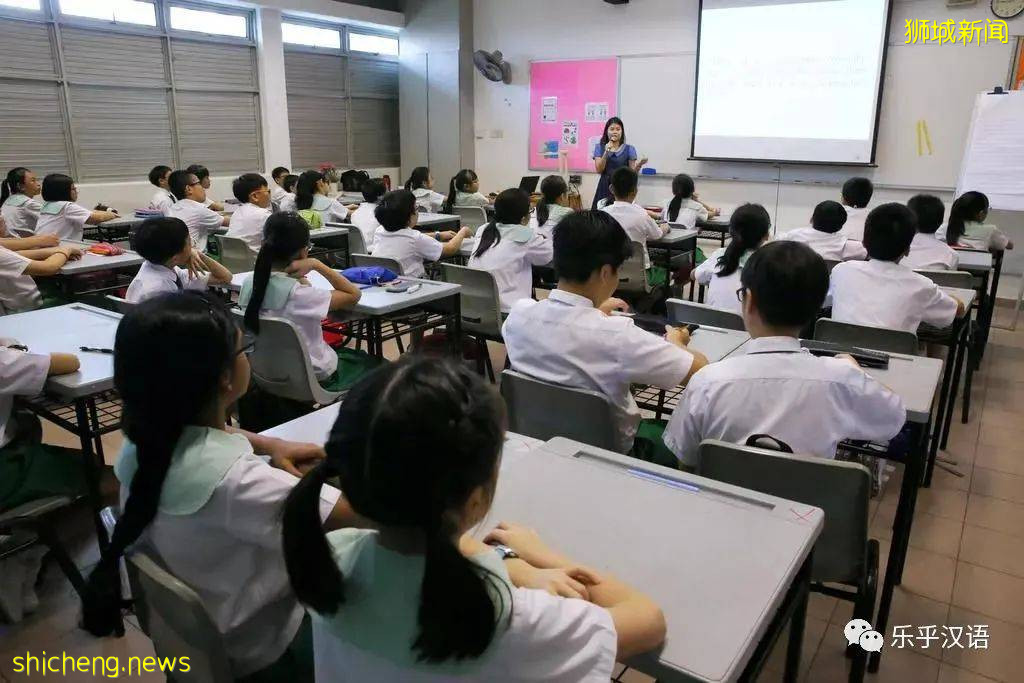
[341,266,398,285]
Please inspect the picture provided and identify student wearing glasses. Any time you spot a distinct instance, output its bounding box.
[166,170,230,252]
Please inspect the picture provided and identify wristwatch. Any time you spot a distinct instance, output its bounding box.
[491,544,519,560]
[434,231,441,241]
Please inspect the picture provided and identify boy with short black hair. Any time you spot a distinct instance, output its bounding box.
[839,176,874,242]
[904,194,959,271]
[371,189,470,278]
[830,203,964,333]
[167,170,230,252]
[780,200,867,261]
[663,240,906,469]
[349,178,388,251]
[225,173,272,253]
[125,216,232,303]
[601,167,668,285]
[269,166,290,203]
[147,165,175,215]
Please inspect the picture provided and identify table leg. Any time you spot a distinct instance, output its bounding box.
[783,555,812,683]
[926,332,957,486]
[449,294,463,358]
[938,322,968,453]
[74,397,111,552]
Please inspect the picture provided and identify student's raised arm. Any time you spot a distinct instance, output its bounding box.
[198,251,233,286]
[439,226,472,258]
[286,258,361,310]
[86,209,119,225]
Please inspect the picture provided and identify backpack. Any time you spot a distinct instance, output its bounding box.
[340,169,370,192]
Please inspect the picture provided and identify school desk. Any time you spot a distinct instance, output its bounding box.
[953,249,999,362]
[226,271,463,358]
[649,227,700,294]
[87,215,145,243]
[0,304,123,550]
[414,212,462,232]
[696,212,732,247]
[44,241,143,299]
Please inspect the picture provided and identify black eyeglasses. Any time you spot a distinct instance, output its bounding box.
[736,287,747,303]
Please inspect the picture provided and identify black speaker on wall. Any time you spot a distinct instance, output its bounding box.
[604,0,630,5]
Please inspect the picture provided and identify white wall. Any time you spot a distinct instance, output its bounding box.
[473,0,1024,284]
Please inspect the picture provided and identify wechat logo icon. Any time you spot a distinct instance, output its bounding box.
[844,619,883,653]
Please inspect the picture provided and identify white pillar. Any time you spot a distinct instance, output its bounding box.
[256,8,291,173]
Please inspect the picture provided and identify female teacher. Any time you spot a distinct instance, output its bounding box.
[591,116,647,209]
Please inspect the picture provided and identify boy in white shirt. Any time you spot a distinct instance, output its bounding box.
[147,165,175,215]
[35,174,118,241]
[663,240,906,469]
[371,190,470,278]
[830,203,964,333]
[224,173,272,253]
[904,194,959,271]
[349,178,387,252]
[166,170,230,252]
[125,217,232,304]
[186,164,224,212]
[269,166,290,204]
[467,188,553,311]
[601,167,669,287]
[0,243,81,314]
[779,200,867,262]
[838,177,874,242]
[502,209,708,458]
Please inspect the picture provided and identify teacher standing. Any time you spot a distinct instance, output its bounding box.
[591,116,647,209]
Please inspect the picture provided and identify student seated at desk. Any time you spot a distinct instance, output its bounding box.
[904,194,959,271]
[295,170,354,228]
[278,174,299,214]
[692,204,771,314]
[663,241,906,470]
[167,170,229,252]
[372,190,471,278]
[270,166,290,204]
[442,168,494,213]
[225,173,272,253]
[80,293,358,682]
[349,178,387,251]
[502,210,707,458]
[282,356,665,681]
[940,191,1014,252]
[34,174,118,241]
[0,221,59,251]
[1,167,42,234]
[467,188,552,312]
[405,166,446,213]
[659,173,719,229]
[830,203,964,333]
[0,243,81,314]
[185,164,224,212]
[838,177,873,243]
[601,167,668,286]
[532,175,574,236]
[125,217,232,304]
[240,213,363,390]
[147,165,175,215]
[778,200,867,262]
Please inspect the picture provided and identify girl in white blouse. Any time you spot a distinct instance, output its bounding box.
[692,203,771,314]
[942,191,1014,252]
[405,166,447,212]
[1,167,43,234]
[282,356,665,682]
[294,170,355,226]
[35,174,118,241]
[443,168,493,213]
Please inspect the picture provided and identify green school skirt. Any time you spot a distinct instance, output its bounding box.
[646,266,669,288]
[237,616,313,683]
[631,419,679,469]
[0,435,86,511]
[319,347,383,393]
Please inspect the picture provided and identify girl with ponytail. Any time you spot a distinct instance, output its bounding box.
[404,166,446,212]
[944,190,1013,251]
[1,167,43,234]
[240,212,362,388]
[467,188,552,311]
[294,170,355,227]
[533,175,573,235]
[82,292,354,680]
[692,203,771,314]
[659,174,719,228]
[443,168,492,214]
[282,355,665,679]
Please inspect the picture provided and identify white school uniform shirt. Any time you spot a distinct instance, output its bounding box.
[937,221,1010,251]
[663,336,906,469]
[349,202,381,251]
[778,227,867,262]
[124,261,208,304]
[149,188,176,215]
[270,183,288,203]
[829,259,959,333]
[693,248,752,315]
[167,199,223,252]
[902,232,959,271]
[454,190,490,208]
[0,347,49,447]
[225,203,271,253]
[35,201,91,241]
[502,289,694,454]
[371,228,444,278]
[307,195,350,225]
[115,427,341,677]
[530,203,574,237]
[278,193,296,214]
[839,206,870,242]
[312,528,617,683]
[466,223,553,311]
[601,200,665,269]
[660,197,708,230]
[0,246,43,314]
[411,187,446,212]
[1,194,42,234]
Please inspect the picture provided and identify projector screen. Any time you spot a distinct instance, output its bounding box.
[692,0,892,165]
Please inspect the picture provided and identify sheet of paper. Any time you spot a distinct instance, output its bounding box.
[561,120,579,147]
[958,92,1024,211]
[541,96,557,123]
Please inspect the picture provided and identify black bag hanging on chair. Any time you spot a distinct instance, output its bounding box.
[340,169,370,192]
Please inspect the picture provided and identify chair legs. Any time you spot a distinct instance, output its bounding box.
[845,539,879,683]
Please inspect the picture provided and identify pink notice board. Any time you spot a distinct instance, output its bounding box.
[529,59,619,172]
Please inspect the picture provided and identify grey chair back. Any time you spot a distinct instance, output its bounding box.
[698,439,871,583]
[345,226,368,256]
[614,241,651,295]
[351,252,403,275]
[128,553,233,683]
[213,235,256,273]
[814,318,919,355]
[666,298,745,331]
[915,269,975,291]
[500,370,620,453]
[452,206,489,235]
[105,295,134,314]
[441,263,503,338]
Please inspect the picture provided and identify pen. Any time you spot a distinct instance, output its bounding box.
[79,346,114,354]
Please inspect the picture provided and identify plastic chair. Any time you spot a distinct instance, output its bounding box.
[814,318,919,355]
[213,235,256,273]
[614,241,651,296]
[105,294,134,314]
[351,253,403,275]
[441,263,503,380]
[500,370,620,452]
[699,439,877,683]
[128,553,233,683]
[451,206,489,235]
[230,310,344,405]
[345,226,368,260]
[914,269,975,291]
[666,298,745,331]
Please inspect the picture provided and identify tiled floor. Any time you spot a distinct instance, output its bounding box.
[2,306,1023,682]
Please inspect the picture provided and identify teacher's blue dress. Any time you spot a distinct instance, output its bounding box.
[592,142,637,209]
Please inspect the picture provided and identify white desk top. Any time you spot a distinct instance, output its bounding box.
[227,270,462,316]
[0,303,121,398]
[688,326,751,363]
[210,225,349,242]
[98,215,144,230]
[650,227,700,246]
[954,250,993,272]
[943,286,977,310]
[416,212,461,228]
[58,241,144,275]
